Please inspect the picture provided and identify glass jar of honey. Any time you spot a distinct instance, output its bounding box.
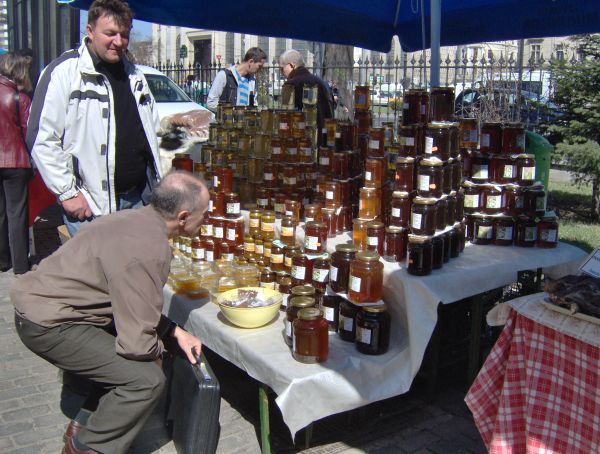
[398,124,420,157]
[451,157,463,190]
[203,238,220,262]
[359,187,381,219]
[442,160,453,195]
[471,214,493,245]
[304,221,328,253]
[481,184,503,215]
[213,166,233,193]
[402,90,423,125]
[209,190,225,217]
[303,204,322,223]
[318,147,333,175]
[278,274,293,309]
[515,216,537,247]
[348,251,384,304]
[429,87,455,122]
[368,128,385,158]
[537,215,558,248]
[490,154,517,184]
[284,137,298,163]
[284,199,301,223]
[384,226,407,262]
[262,161,278,188]
[191,237,205,262]
[219,243,234,262]
[212,218,226,243]
[324,181,341,208]
[504,184,524,216]
[243,234,255,258]
[291,252,313,287]
[431,235,445,269]
[352,218,370,251]
[407,234,433,276]
[354,85,371,111]
[417,158,443,198]
[493,215,514,246]
[226,218,244,247]
[394,157,415,192]
[224,192,241,219]
[255,187,271,211]
[280,215,297,246]
[249,209,262,236]
[459,118,478,149]
[480,122,502,154]
[364,158,386,189]
[312,256,330,292]
[172,152,193,172]
[471,152,490,184]
[273,193,286,218]
[411,197,438,236]
[285,296,316,346]
[355,305,391,355]
[516,154,536,187]
[502,123,526,155]
[435,197,447,231]
[260,211,276,241]
[390,191,412,228]
[338,300,359,342]
[284,245,301,273]
[523,184,546,217]
[321,208,337,238]
[366,221,385,256]
[330,244,357,293]
[293,308,329,363]
[424,123,451,160]
[270,241,285,271]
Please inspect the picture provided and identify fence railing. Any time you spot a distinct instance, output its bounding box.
[152,51,578,131]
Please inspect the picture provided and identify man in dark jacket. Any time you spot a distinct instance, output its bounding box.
[279,49,334,146]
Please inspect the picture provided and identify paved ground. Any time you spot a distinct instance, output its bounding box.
[0,204,486,454]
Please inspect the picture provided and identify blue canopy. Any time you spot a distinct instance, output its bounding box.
[71,0,600,52]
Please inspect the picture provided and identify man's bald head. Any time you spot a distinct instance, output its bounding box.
[150,171,208,220]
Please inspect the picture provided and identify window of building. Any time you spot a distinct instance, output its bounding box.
[555,44,564,61]
[531,44,541,64]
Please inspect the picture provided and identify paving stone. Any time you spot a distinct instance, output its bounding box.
[1,404,52,422]
[0,421,34,437]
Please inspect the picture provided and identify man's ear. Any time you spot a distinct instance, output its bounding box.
[176,210,189,226]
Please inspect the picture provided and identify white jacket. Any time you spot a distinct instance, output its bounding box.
[27,40,163,216]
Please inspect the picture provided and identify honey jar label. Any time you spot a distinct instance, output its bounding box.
[226,229,236,241]
[323,306,335,322]
[255,244,264,255]
[356,325,372,345]
[260,281,276,290]
[223,253,234,261]
[282,226,294,237]
[226,203,240,214]
[287,147,298,155]
[271,253,284,264]
[349,275,362,293]
[411,212,423,229]
[257,198,269,207]
[330,266,338,281]
[402,102,409,110]
[214,227,224,239]
[264,172,273,181]
[369,140,380,150]
[272,147,281,155]
[418,175,430,192]
[262,222,275,232]
[244,243,255,252]
[536,196,547,212]
[481,134,490,147]
[521,166,535,181]
[206,251,214,262]
[285,256,293,267]
[400,136,415,147]
[540,229,557,243]
[367,236,379,246]
[201,224,213,236]
[496,226,513,240]
[476,226,493,239]
[301,147,312,156]
[486,195,502,209]
[340,314,354,332]
[279,122,288,130]
[312,268,329,283]
[292,265,306,280]
[249,218,260,228]
[503,165,515,178]
[392,208,401,218]
[365,171,372,181]
[191,248,205,260]
[464,194,480,208]
[524,227,537,241]
[285,319,292,338]
[472,165,489,179]
[326,191,334,200]
[304,236,320,251]
[425,137,434,154]
[319,157,330,165]
[208,200,214,213]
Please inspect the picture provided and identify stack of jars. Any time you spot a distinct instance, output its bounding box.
[459,121,558,249]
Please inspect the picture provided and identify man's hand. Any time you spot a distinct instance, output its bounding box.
[61,192,93,220]
[172,326,202,364]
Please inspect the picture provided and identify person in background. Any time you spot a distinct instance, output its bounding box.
[206,47,267,112]
[0,51,33,275]
[27,0,163,237]
[279,49,334,146]
[12,171,208,454]
[332,81,349,119]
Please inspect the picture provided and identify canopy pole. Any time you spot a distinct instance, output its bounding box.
[430,0,441,87]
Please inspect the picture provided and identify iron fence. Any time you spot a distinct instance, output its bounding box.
[153,51,578,131]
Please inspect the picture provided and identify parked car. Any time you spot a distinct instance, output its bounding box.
[138,65,209,122]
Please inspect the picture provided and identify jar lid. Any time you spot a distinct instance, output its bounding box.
[431,86,455,92]
[335,243,358,253]
[462,180,477,188]
[360,187,378,192]
[306,220,327,228]
[504,183,521,190]
[362,304,388,313]
[482,121,502,126]
[505,121,524,127]
[495,214,515,221]
[366,220,385,229]
[392,190,411,198]
[249,208,263,215]
[396,156,416,164]
[413,196,438,205]
[517,153,535,159]
[408,234,432,243]
[289,296,316,308]
[174,152,190,158]
[291,284,316,296]
[449,190,457,197]
[321,207,336,213]
[244,235,254,241]
[297,307,322,320]
[428,122,452,129]
[278,276,292,285]
[356,251,381,262]
[420,158,444,166]
[385,226,404,233]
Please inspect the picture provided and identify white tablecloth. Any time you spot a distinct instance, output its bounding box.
[163,241,586,437]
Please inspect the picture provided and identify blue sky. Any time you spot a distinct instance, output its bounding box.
[79,11,153,41]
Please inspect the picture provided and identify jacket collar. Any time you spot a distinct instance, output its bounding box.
[0,74,17,90]
[288,65,310,79]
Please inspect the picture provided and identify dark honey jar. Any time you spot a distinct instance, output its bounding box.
[338,300,359,342]
[471,214,494,245]
[390,190,412,228]
[355,305,391,355]
[516,154,536,187]
[480,122,502,154]
[394,157,416,192]
[368,128,386,158]
[502,123,526,155]
[291,252,313,287]
[318,147,333,176]
[330,244,357,293]
[311,256,330,292]
[424,123,451,160]
[537,215,558,248]
[292,308,329,363]
[398,124,420,157]
[366,221,385,256]
[411,196,437,236]
[402,89,423,125]
[515,216,537,247]
[481,184,503,215]
[429,87,455,122]
[384,226,407,262]
[490,154,517,184]
[407,234,433,276]
[493,215,514,246]
[304,221,328,253]
[417,158,444,198]
[470,152,490,184]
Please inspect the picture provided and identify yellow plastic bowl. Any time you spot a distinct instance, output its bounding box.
[217,287,282,328]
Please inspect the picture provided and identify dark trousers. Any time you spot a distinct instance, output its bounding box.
[0,168,30,273]
[15,312,166,454]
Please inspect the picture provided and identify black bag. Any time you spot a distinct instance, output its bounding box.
[167,350,221,454]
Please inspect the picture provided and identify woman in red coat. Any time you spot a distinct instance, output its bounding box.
[0,52,33,274]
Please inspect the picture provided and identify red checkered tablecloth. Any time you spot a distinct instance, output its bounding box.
[465,310,600,453]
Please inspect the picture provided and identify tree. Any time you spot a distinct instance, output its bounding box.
[323,44,354,118]
[548,34,600,219]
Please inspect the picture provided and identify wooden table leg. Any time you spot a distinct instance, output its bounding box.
[259,384,271,454]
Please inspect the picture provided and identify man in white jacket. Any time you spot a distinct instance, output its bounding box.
[27,0,163,236]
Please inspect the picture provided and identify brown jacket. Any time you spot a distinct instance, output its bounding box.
[11,206,172,360]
